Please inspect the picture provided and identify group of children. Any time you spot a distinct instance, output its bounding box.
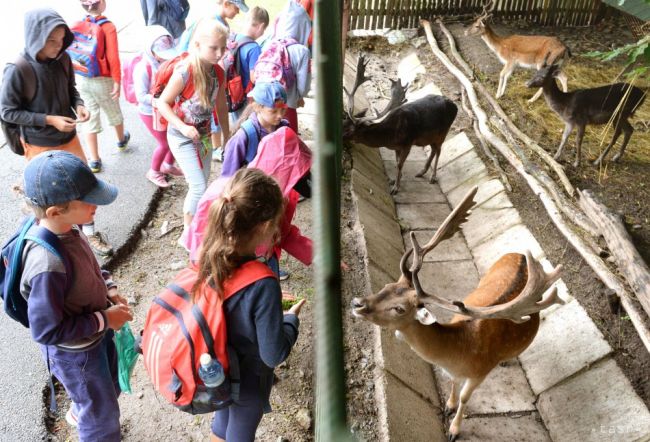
[0,0,316,441]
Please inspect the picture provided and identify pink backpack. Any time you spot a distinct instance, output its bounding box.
[122,54,151,105]
[253,38,298,90]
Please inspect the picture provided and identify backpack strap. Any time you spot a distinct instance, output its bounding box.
[241,119,261,164]
[13,56,36,104]
[23,226,73,293]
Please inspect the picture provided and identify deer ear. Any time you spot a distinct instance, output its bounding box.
[416,307,437,325]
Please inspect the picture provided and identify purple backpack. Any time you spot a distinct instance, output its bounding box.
[253,38,298,90]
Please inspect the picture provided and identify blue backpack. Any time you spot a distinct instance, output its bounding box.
[241,120,261,165]
[164,0,190,22]
[0,217,71,328]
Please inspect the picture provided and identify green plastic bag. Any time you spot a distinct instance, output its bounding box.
[114,322,139,394]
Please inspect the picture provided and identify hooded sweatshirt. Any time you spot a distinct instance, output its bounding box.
[0,8,82,147]
[134,25,174,115]
[186,126,313,264]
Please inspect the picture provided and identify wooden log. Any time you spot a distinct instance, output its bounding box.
[579,189,650,318]
[420,18,650,354]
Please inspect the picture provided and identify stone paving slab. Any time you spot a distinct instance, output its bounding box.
[353,171,402,222]
[460,414,552,442]
[437,131,475,169]
[519,300,612,395]
[383,372,447,442]
[380,329,442,407]
[472,224,545,276]
[435,362,537,415]
[537,358,650,442]
[403,231,473,262]
[397,52,427,86]
[436,149,490,195]
[383,160,443,185]
[462,205,523,249]
[447,178,507,210]
[368,260,401,293]
[396,202,451,230]
[393,180,448,204]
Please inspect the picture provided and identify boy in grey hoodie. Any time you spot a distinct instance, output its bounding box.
[0,8,114,256]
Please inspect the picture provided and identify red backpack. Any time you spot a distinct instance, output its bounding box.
[150,52,224,131]
[67,15,109,78]
[141,260,274,414]
[223,35,256,113]
[253,38,298,90]
[122,54,151,105]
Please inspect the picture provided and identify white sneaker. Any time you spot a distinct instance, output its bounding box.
[65,406,78,428]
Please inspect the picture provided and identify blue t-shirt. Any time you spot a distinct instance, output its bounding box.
[235,35,261,90]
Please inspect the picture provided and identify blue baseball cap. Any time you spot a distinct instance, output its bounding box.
[227,0,249,12]
[24,151,118,207]
[248,81,288,108]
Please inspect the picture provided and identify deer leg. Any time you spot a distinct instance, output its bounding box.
[612,120,633,162]
[555,123,573,161]
[428,143,441,184]
[528,87,544,103]
[573,125,586,168]
[593,123,623,166]
[415,143,440,183]
[391,148,410,195]
[556,70,569,93]
[445,377,462,416]
[496,63,514,99]
[448,376,485,442]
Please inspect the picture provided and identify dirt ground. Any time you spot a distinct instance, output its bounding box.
[349,13,650,410]
[48,152,379,440]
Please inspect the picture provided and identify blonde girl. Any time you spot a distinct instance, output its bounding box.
[156,18,230,246]
[193,168,305,442]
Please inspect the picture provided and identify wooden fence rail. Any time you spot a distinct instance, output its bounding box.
[348,0,606,30]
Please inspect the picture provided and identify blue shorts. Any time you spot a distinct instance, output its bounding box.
[211,392,265,441]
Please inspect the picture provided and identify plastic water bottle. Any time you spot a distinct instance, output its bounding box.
[198,353,225,388]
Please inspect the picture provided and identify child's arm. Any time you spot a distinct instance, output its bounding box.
[102,22,122,100]
[250,278,300,368]
[66,56,90,122]
[157,70,200,140]
[133,61,153,107]
[220,129,248,177]
[279,191,312,265]
[294,47,312,102]
[215,71,230,145]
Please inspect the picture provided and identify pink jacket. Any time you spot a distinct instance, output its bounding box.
[186,127,312,263]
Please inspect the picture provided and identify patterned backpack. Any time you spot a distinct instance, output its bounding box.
[122,54,151,105]
[67,15,110,77]
[223,35,256,113]
[253,38,298,90]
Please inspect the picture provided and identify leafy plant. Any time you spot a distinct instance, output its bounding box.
[585,34,650,80]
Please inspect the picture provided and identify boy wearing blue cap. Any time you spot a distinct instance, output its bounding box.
[221,80,290,177]
[21,150,132,441]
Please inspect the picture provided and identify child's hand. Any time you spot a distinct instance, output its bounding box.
[285,299,306,316]
[108,289,128,306]
[46,115,77,132]
[180,124,200,140]
[111,82,120,101]
[75,105,90,123]
[104,304,133,330]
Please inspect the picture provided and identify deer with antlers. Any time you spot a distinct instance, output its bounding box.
[351,186,564,441]
[465,0,571,103]
[343,54,458,194]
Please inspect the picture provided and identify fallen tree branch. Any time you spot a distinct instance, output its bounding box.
[420,19,650,354]
[435,18,574,197]
[461,90,512,192]
[579,189,650,318]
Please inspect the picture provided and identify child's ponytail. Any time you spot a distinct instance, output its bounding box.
[192,168,284,299]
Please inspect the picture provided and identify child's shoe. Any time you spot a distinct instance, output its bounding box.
[87,232,113,256]
[279,269,290,281]
[65,406,78,428]
[117,131,131,151]
[161,162,184,177]
[212,147,224,162]
[89,159,102,173]
[146,169,170,188]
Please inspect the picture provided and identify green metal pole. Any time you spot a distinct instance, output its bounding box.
[313,0,350,440]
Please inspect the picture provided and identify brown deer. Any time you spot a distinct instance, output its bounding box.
[465,1,570,103]
[343,54,458,194]
[351,186,563,441]
[526,62,647,167]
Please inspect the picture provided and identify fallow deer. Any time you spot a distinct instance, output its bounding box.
[343,55,458,194]
[351,186,563,441]
[465,1,570,103]
[526,62,646,167]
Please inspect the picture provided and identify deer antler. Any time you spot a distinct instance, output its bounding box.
[416,250,563,323]
[343,55,371,122]
[400,186,478,282]
[372,78,408,121]
[479,0,496,19]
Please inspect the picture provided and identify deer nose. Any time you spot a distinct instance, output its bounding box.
[351,297,368,313]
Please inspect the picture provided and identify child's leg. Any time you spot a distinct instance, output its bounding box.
[76,77,103,163]
[211,396,265,442]
[43,335,121,442]
[139,113,170,172]
[96,77,127,146]
[284,107,299,133]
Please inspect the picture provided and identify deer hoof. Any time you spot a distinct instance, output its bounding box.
[612,154,622,162]
[448,433,459,442]
[444,406,457,417]
[572,160,581,168]
[415,171,425,178]
[390,186,399,195]
[428,175,438,184]
[592,158,603,167]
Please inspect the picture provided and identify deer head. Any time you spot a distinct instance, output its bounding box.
[465,1,496,36]
[525,56,561,89]
[352,186,564,328]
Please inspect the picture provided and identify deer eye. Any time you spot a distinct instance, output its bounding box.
[393,306,406,314]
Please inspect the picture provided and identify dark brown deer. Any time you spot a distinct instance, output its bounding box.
[465,0,570,102]
[343,55,458,194]
[526,62,646,167]
[351,186,563,441]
